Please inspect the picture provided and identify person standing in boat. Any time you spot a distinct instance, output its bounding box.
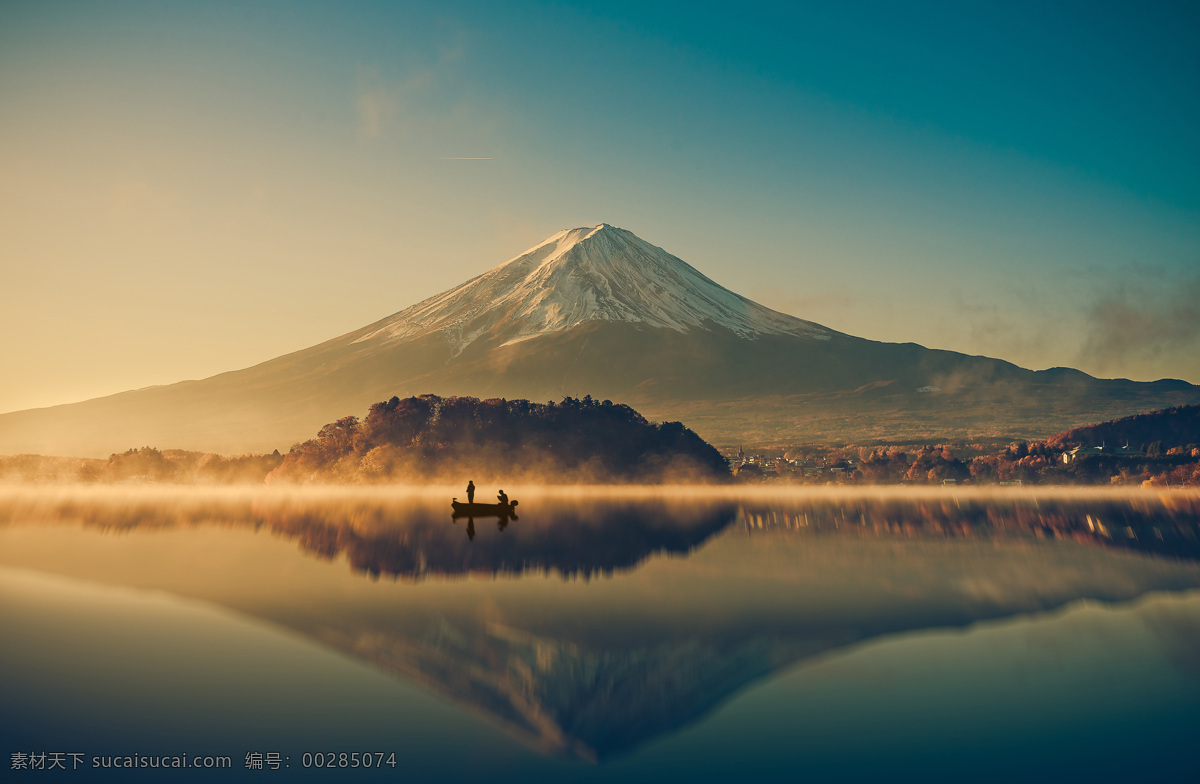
[497,489,508,507]
[466,480,475,503]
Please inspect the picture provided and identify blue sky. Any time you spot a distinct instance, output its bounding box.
[1,0,1197,412]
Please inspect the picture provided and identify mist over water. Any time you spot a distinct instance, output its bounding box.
[2,485,1199,781]
[3,484,1197,570]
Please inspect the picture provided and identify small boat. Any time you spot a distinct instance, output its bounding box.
[451,499,519,517]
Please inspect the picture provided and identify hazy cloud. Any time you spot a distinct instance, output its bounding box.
[1077,267,1200,378]
[355,62,429,139]
[354,39,501,146]
[355,76,397,139]
[955,288,1056,364]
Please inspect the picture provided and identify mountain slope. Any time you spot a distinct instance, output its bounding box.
[1,224,1197,456]
[350,224,830,353]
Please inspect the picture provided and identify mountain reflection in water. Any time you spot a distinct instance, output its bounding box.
[2,488,1199,765]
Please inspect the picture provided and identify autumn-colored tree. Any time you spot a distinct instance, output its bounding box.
[268,394,730,484]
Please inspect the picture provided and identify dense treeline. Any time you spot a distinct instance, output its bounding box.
[748,441,1199,487]
[0,448,283,484]
[972,405,1200,486]
[268,394,731,484]
[754,405,1200,486]
[1044,404,1200,452]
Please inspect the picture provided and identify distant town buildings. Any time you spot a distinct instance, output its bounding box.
[1061,443,1143,464]
[723,447,857,482]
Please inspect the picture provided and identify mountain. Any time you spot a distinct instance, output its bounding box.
[356,223,830,351]
[2,223,1198,456]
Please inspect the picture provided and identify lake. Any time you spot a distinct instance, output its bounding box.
[2,485,1199,782]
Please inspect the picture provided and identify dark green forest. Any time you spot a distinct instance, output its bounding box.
[267,394,731,484]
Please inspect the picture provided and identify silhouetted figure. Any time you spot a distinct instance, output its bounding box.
[466,480,475,503]
[497,489,509,507]
[498,517,509,532]
[466,518,475,541]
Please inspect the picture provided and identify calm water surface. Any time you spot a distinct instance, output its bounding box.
[1,486,1198,782]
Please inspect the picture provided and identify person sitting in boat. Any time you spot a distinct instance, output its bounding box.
[466,480,475,503]
[497,489,509,507]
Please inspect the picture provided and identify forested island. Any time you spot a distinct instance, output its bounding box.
[267,394,731,484]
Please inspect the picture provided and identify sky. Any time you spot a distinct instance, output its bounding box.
[2,0,1198,413]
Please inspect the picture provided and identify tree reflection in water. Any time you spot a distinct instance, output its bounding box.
[6,489,1196,578]
[734,494,1200,561]
[259,497,738,580]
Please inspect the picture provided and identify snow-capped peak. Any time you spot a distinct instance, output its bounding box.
[354,223,830,352]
